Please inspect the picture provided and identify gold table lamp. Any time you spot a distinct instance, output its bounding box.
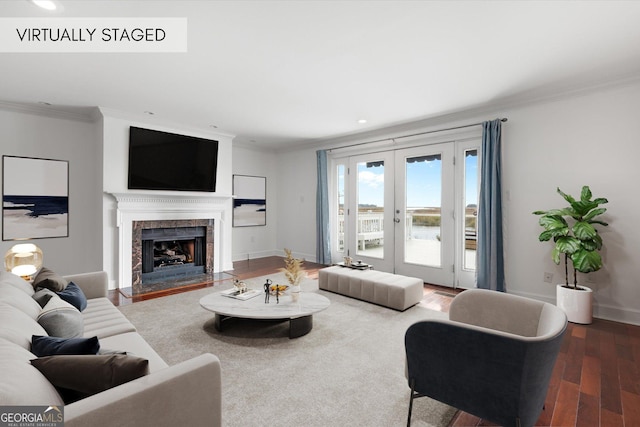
[4,243,43,281]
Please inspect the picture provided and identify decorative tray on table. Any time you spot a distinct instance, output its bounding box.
[221,288,262,300]
[335,261,372,270]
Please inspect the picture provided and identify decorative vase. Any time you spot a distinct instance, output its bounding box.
[290,285,301,302]
[556,284,593,324]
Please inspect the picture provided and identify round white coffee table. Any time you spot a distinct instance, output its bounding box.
[199,290,330,338]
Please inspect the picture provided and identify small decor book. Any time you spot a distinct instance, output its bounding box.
[221,288,261,300]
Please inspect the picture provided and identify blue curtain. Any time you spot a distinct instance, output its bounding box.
[477,119,505,291]
[316,150,331,264]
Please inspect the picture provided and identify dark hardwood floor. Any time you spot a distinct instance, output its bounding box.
[108,256,640,426]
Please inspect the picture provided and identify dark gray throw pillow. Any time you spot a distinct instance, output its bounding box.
[31,354,149,403]
[31,335,100,357]
[32,288,57,308]
[98,349,129,355]
[33,267,68,292]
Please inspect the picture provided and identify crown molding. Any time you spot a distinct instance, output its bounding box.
[274,72,640,154]
[0,101,98,123]
[98,107,236,140]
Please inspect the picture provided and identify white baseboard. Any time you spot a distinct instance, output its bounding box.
[231,250,319,264]
[286,250,317,264]
[231,250,279,263]
[508,289,640,326]
[593,303,640,326]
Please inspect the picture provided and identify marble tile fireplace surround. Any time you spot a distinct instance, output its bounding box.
[109,192,230,293]
[132,218,213,293]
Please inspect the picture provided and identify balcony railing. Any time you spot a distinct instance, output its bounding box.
[337,210,477,251]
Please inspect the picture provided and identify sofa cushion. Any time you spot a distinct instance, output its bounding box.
[31,335,100,357]
[33,267,68,292]
[31,354,149,403]
[56,282,87,312]
[0,303,47,349]
[81,298,137,339]
[37,297,83,338]
[0,338,64,405]
[0,270,35,296]
[0,282,42,319]
[98,331,168,372]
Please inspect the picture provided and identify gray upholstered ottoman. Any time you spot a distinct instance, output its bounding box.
[318,266,423,311]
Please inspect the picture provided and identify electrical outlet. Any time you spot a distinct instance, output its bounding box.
[543,272,553,283]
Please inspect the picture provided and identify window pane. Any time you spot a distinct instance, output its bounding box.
[337,164,345,253]
[405,154,442,267]
[356,161,384,258]
[464,149,478,270]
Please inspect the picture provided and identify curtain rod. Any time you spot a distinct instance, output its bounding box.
[327,117,508,152]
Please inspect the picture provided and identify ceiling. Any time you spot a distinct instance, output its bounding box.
[2,1,640,149]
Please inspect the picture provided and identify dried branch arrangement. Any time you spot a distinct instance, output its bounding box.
[280,248,305,286]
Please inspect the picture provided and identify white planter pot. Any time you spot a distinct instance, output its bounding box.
[556,284,593,324]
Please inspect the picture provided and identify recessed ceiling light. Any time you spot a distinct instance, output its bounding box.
[209,124,218,129]
[144,111,154,115]
[357,119,368,124]
[31,0,57,11]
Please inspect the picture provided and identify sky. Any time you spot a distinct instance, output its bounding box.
[340,152,478,208]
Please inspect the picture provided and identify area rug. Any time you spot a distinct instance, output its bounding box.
[118,273,457,427]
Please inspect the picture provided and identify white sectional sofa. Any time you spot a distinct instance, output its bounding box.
[0,270,222,427]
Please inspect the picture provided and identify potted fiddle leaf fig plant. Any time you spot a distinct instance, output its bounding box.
[533,186,609,324]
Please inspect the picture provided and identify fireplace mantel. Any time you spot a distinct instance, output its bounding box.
[107,192,232,290]
[109,191,232,206]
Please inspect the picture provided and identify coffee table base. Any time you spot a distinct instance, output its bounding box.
[214,313,313,339]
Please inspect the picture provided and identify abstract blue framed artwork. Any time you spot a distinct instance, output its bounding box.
[233,175,266,227]
[2,156,69,240]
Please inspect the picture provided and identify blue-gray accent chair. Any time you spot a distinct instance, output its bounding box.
[405,289,567,427]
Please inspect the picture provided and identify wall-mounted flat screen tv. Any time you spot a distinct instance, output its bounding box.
[128,126,219,192]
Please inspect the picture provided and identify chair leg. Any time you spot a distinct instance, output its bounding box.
[407,379,415,427]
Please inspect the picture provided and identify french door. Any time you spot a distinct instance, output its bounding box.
[331,139,480,288]
[393,144,454,285]
[343,151,396,273]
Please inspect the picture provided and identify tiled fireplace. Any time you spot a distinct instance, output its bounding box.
[131,219,214,294]
[109,192,231,292]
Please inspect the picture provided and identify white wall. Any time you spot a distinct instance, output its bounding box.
[275,148,317,261]
[502,82,640,325]
[232,144,278,260]
[100,109,235,288]
[273,80,640,325]
[0,107,103,276]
